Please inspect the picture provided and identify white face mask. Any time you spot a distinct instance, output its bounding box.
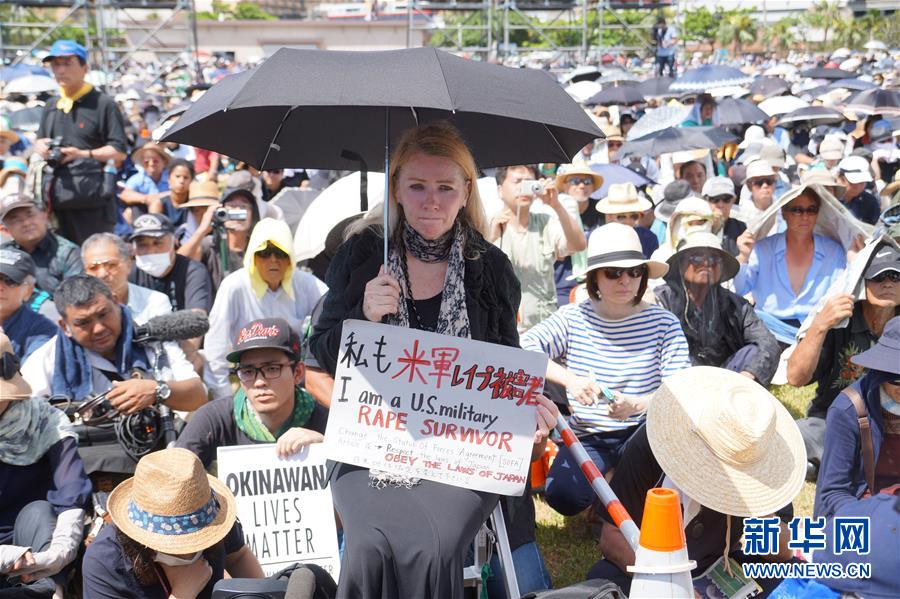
[135,252,172,278]
[154,550,203,567]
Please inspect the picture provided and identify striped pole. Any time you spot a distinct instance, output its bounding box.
[555,413,641,552]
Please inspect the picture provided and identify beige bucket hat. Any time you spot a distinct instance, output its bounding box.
[555,164,604,192]
[647,366,806,517]
[0,333,32,400]
[595,182,652,215]
[668,232,740,282]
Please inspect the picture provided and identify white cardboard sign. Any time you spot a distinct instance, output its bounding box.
[323,319,547,496]
[217,444,341,578]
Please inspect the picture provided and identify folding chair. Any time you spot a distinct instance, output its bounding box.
[463,502,520,599]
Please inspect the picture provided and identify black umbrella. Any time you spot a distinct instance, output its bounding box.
[749,77,789,99]
[6,106,43,131]
[163,47,601,171]
[587,84,645,106]
[775,105,845,128]
[844,88,900,117]
[800,67,856,80]
[716,97,769,126]
[635,76,673,99]
[827,78,877,92]
[618,126,738,158]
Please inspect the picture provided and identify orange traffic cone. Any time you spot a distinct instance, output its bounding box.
[627,488,697,598]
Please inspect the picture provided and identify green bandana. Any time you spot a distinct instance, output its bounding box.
[233,386,316,442]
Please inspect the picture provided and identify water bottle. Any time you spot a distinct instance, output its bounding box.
[103,159,117,199]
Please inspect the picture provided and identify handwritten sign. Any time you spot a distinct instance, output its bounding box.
[323,319,548,495]
[217,444,341,578]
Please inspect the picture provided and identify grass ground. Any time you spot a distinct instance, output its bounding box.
[535,383,818,588]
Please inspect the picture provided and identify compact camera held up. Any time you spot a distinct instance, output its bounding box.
[45,136,66,169]
[213,207,248,224]
[517,179,545,197]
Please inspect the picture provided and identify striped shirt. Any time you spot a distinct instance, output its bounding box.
[521,300,691,434]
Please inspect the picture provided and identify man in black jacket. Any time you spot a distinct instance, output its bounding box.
[654,232,779,385]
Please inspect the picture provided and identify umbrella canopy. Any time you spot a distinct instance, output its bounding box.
[635,76,673,99]
[843,88,900,116]
[764,64,799,78]
[0,64,50,83]
[5,106,43,132]
[826,78,877,92]
[670,65,754,92]
[587,84,644,106]
[864,40,887,51]
[163,47,602,171]
[749,77,790,99]
[776,105,845,128]
[716,97,769,126]
[619,126,737,158]
[758,95,809,117]
[596,70,639,85]
[626,105,692,140]
[565,80,602,104]
[3,75,57,95]
[561,66,601,85]
[800,67,856,80]
[588,163,655,200]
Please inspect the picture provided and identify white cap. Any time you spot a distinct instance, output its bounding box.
[837,155,874,184]
[737,125,766,149]
[818,136,845,161]
[702,176,736,198]
[742,160,777,185]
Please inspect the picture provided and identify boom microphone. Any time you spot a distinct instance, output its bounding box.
[134,310,210,342]
[284,567,317,599]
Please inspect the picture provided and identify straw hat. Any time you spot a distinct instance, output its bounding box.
[181,180,221,209]
[131,142,172,167]
[667,232,740,282]
[800,168,846,196]
[602,125,624,142]
[0,333,32,400]
[107,448,236,553]
[595,182,652,215]
[555,165,604,192]
[647,366,806,517]
[578,223,668,280]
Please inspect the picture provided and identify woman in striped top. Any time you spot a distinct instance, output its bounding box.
[522,223,691,516]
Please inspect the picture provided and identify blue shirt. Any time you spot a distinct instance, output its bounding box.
[123,168,169,195]
[1,303,58,361]
[733,233,846,323]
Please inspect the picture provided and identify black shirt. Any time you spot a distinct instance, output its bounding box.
[722,218,747,256]
[405,291,442,332]
[82,519,245,599]
[843,190,881,225]
[129,254,213,313]
[37,88,128,153]
[176,394,329,469]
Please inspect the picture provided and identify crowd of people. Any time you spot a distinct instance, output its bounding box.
[1,34,900,599]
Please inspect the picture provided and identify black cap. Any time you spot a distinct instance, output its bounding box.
[0,247,36,284]
[864,245,900,280]
[227,318,301,363]
[128,213,174,240]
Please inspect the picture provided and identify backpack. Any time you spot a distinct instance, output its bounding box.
[521,579,626,599]
[841,385,875,495]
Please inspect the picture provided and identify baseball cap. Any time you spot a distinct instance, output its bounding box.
[742,160,776,185]
[838,155,874,184]
[818,136,845,161]
[0,191,38,221]
[702,176,736,199]
[226,318,301,363]
[0,247,36,284]
[864,245,900,280]
[128,213,174,240]
[43,39,87,63]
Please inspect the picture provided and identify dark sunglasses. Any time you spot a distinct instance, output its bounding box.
[886,379,900,386]
[600,265,646,280]
[707,195,734,205]
[256,245,289,259]
[567,176,595,186]
[784,205,819,216]
[869,271,900,283]
[0,275,22,287]
[750,178,775,188]
[685,253,722,267]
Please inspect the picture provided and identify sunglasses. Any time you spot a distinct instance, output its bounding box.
[600,265,646,280]
[256,245,289,259]
[685,253,722,267]
[784,205,819,216]
[886,379,900,386]
[869,271,900,283]
[567,176,595,186]
[707,195,734,205]
[0,275,23,287]
[750,178,775,188]
[613,212,642,223]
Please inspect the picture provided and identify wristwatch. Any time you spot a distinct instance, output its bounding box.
[155,381,172,404]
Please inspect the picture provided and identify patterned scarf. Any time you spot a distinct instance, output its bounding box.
[0,398,76,466]
[56,82,93,114]
[233,386,315,442]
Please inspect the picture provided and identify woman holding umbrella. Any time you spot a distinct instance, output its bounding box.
[309,121,558,598]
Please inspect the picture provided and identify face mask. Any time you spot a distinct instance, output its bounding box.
[135,252,172,278]
[881,387,900,417]
[154,550,203,567]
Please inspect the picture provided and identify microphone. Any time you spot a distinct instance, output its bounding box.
[284,567,317,599]
[134,310,210,342]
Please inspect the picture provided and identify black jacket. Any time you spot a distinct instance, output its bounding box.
[655,283,780,385]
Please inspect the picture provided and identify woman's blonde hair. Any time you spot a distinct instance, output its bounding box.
[347,121,488,248]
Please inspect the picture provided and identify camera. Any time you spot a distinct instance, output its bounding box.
[46,136,65,169]
[214,207,248,223]
[517,179,544,197]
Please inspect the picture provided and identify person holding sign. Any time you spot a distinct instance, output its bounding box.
[177,317,329,467]
[82,448,264,599]
[521,223,691,517]
[309,121,558,599]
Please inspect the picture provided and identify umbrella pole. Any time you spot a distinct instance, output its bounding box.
[383,109,390,270]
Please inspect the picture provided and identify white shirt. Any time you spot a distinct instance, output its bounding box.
[203,268,328,400]
[127,282,172,325]
[23,335,199,400]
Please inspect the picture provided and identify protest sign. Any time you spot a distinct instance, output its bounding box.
[217,444,340,578]
[323,319,548,495]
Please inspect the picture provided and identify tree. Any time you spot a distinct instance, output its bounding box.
[682,7,717,50]
[833,17,865,50]
[762,17,798,56]
[232,2,276,20]
[803,1,843,49]
[716,9,757,55]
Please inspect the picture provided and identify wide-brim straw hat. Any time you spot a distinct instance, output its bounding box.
[181,180,221,209]
[667,231,740,282]
[107,448,236,553]
[647,366,806,518]
[575,222,668,280]
[555,165,604,192]
[131,142,172,167]
[0,333,31,400]
[596,182,653,214]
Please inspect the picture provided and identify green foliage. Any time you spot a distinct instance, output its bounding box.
[682,7,716,46]
[198,1,275,21]
[762,16,798,56]
[715,8,758,54]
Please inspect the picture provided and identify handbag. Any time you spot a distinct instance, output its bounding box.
[46,158,113,210]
